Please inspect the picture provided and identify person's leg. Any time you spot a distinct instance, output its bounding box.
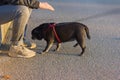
[0,5,31,44]
[0,5,36,58]
[23,25,37,49]
[11,6,32,44]
[24,25,28,39]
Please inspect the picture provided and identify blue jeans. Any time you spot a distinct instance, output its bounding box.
[0,5,32,45]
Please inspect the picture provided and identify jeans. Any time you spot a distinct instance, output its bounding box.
[0,5,32,45]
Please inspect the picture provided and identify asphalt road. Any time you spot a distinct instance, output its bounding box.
[0,3,120,80]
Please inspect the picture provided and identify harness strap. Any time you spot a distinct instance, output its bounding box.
[49,24,61,43]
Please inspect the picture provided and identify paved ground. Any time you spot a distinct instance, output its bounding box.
[0,3,120,80]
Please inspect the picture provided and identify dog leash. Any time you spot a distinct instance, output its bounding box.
[49,24,62,43]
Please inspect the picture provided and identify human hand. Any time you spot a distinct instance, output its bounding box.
[39,2,55,11]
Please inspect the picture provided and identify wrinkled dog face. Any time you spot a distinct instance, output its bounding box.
[31,23,49,40]
[31,27,43,40]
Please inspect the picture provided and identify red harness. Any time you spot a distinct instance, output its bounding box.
[49,24,61,43]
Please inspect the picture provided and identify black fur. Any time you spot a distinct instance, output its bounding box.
[31,22,91,56]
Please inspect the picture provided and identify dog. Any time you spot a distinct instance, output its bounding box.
[31,22,91,56]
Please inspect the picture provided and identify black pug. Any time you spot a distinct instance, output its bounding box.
[31,22,91,56]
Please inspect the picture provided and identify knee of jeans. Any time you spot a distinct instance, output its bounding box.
[17,6,31,18]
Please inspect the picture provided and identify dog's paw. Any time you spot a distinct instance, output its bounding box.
[53,49,59,52]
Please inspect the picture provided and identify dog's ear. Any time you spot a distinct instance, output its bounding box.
[39,23,49,29]
[40,23,49,26]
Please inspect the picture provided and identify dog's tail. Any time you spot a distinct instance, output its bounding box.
[73,25,91,47]
[84,25,91,40]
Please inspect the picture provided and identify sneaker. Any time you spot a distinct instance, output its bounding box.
[23,39,36,49]
[29,43,36,49]
[8,45,36,58]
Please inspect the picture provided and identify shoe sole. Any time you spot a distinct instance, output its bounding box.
[8,52,36,58]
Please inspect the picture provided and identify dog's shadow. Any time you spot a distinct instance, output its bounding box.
[53,52,80,57]
[33,45,81,56]
[113,37,120,40]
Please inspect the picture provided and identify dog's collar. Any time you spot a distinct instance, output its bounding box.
[49,23,61,43]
